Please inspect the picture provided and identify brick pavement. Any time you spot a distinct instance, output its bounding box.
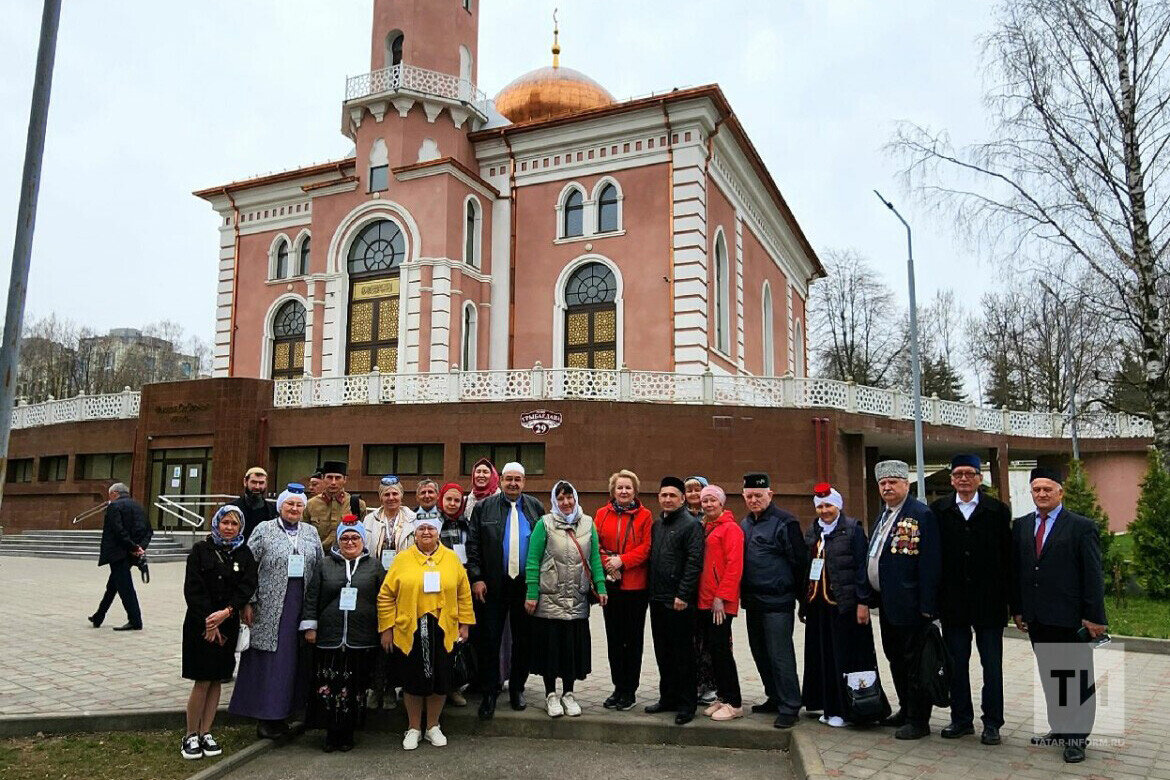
[2,557,1168,778]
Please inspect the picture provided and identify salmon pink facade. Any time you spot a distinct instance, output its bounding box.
[195,0,823,382]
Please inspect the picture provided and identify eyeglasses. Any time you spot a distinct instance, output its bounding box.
[951,470,980,479]
[381,475,400,486]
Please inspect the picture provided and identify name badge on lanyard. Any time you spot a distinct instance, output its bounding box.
[287,553,305,578]
[339,587,358,611]
[809,558,825,582]
[453,543,467,564]
[423,570,441,593]
[381,549,396,569]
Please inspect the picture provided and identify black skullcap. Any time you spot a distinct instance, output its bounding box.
[659,476,686,493]
[1029,466,1063,485]
[320,460,348,477]
[743,472,770,489]
[950,454,982,472]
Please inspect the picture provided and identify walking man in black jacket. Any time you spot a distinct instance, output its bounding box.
[644,476,704,725]
[740,472,809,729]
[931,454,1012,746]
[89,483,149,631]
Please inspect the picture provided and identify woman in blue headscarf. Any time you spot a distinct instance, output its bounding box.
[180,505,259,760]
[524,480,608,718]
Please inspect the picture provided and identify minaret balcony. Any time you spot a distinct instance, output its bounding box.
[343,63,490,135]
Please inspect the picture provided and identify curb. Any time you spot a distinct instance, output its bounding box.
[184,737,275,780]
[0,709,256,739]
[789,728,829,780]
[1004,625,1170,654]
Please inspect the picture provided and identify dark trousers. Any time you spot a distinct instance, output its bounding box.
[745,608,801,716]
[942,622,1004,728]
[649,601,697,714]
[601,588,649,697]
[94,559,142,628]
[698,611,741,707]
[474,575,530,695]
[1030,623,1094,745]
[878,612,932,727]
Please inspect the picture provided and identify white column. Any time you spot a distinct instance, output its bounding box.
[303,279,317,375]
[671,139,709,373]
[735,217,746,371]
[403,262,422,372]
[320,275,343,376]
[213,224,234,377]
[429,264,453,371]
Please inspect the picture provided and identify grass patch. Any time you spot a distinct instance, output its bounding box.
[0,725,254,780]
[1108,594,1170,639]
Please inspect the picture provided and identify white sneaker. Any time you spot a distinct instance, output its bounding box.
[561,693,582,717]
[402,729,421,750]
[818,714,828,724]
[546,692,564,717]
[825,716,846,728]
[423,726,447,747]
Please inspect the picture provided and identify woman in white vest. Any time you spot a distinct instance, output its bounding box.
[524,480,608,717]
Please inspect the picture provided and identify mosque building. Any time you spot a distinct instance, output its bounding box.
[194,0,824,383]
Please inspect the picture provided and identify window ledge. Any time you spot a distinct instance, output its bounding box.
[266,276,308,286]
[554,229,626,245]
[710,346,735,364]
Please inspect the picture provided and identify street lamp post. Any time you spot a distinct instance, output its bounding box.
[873,191,926,499]
[1038,280,1081,460]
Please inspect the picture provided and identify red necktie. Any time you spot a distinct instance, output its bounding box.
[1034,513,1049,557]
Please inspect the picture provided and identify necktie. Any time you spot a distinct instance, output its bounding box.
[868,508,891,558]
[1034,513,1049,558]
[507,501,521,578]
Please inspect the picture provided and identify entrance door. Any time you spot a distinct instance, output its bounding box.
[347,276,400,374]
[148,447,213,529]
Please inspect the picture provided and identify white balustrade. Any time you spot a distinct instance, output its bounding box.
[345,63,487,105]
[11,388,140,430]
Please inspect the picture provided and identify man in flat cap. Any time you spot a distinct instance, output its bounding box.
[305,460,366,550]
[1011,467,1107,765]
[644,476,705,725]
[739,472,809,729]
[930,454,1012,745]
[867,459,941,739]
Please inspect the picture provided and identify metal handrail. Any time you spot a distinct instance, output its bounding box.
[72,500,110,525]
[155,494,241,532]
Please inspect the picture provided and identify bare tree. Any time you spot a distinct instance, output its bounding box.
[891,0,1170,458]
[809,248,907,387]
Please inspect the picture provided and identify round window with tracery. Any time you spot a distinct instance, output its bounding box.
[565,262,616,306]
[348,219,405,275]
[273,300,306,338]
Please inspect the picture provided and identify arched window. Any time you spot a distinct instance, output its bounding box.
[597,183,619,233]
[274,239,289,279]
[461,303,478,371]
[464,198,480,268]
[564,262,617,369]
[387,32,404,68]
[762,282,775,376]
[346,219,405,374]
[714,232,730,354]
[271,299,306,379]
[297,236,311,276]
[562,189,584,238]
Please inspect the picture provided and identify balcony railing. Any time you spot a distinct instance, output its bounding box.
[345,63,488,107]
[12,387,140,430]
[271,366,1155,440]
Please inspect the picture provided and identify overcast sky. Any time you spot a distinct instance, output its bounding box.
[0,0,997,350]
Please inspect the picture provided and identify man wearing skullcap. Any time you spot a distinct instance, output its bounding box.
[305,461,366,551]
[1011,467,1106,765]
[230,466,278,542]
[930,454,1012,745]
[739,472,809,729]
[867,459,941,740]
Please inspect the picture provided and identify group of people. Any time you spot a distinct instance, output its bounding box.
[169,453,1106,766]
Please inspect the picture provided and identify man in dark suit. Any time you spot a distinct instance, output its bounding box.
[89,483,148,631]
[1011,467,1107,765]
[866,459,941,740]
[931,454,1013,746]
[466,461,545,720]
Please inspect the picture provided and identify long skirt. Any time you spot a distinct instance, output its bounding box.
[305,646,376,733]
[394,614,454,697]
[368,646,398,707]
[229,580,307,721]
[801,599,882,719]
[528,616,591,681]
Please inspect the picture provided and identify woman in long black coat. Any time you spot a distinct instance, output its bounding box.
[181,505,258,760]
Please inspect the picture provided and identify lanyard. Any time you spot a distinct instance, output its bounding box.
[344,556,361,585]
[280,521,302,556]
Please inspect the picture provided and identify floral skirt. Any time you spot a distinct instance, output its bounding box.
[305,646,376,733]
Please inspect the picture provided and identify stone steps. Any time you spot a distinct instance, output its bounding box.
[0,530,189,562]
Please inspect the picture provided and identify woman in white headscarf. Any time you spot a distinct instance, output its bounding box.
[229,484,324,739]
[524,480,608,718]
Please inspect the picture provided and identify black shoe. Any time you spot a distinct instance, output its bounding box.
[1030,732,1056,745]
[981,726,1001,745]
[338,740,353,753]
[478,694,498,721]
[616,695,637,712]
[895,723,931,740]
[256,720,287,740]
[675,711,695,725]
[1063,743,1086,763]
[509,690,527,711]
[880,709,907,727]
[322,739,335,753]
[644,701,673,714]
[112,622,142,631]
[603,692,621,709]
[773,713,798,729]
[87,614,102,628]
[751,700,779,714]
[941,723,974,739]
[199,733,222,757]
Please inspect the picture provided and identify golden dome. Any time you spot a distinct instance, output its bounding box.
[494,65,616,124]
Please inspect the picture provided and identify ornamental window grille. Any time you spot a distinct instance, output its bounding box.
[346,219,404,374]
[271,300,307,379]
[348,220,405,275]
[564,262,617,369]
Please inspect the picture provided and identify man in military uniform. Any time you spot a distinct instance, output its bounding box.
[304,460,366,549]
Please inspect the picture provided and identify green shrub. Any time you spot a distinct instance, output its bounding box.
[1131,447,1170,598]
[1062,459,1113,561]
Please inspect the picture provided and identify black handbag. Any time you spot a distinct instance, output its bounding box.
[450,639,478,690]
[844,674,891,725]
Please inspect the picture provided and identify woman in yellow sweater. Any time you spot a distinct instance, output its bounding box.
[378,509,475,750]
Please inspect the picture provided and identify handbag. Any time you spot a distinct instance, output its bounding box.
[235,624,250,653]
[843,672,890,724]
[450,639,478,689]
[567,526,601,605]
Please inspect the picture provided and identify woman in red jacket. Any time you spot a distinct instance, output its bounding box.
[594,469,654,711]
[697,484,745,720]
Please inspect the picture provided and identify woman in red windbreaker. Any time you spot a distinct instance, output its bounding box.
[593,469,654,711]
[696,484,745,721]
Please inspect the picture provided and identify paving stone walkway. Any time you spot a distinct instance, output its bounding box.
[2,556,1168,778]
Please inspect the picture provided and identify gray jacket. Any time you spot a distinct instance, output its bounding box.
[533,514,598,621]
[246,519,323,652]
[302,549,385,650]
